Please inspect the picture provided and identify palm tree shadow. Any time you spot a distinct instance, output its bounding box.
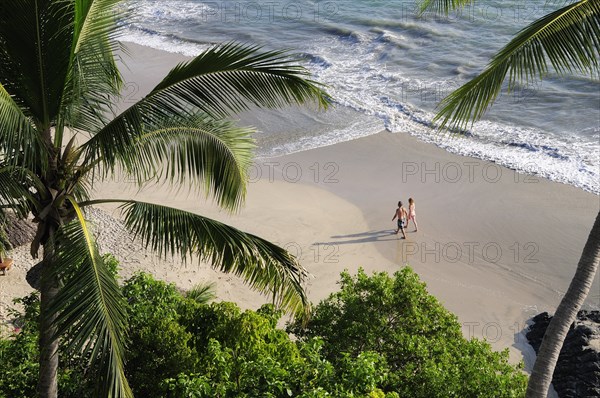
[317,229,399,246]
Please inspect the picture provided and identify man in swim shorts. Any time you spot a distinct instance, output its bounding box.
[392,201,407,239]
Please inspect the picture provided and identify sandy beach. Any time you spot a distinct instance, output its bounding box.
[1,42,598,372]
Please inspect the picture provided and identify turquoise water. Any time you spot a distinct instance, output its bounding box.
[121,0,600,193]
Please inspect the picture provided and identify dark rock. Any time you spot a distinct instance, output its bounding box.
[527,312,552,352]
[527,310,600,398]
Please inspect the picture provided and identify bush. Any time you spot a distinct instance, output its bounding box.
[173,302,300,397]
[122,272,197,397]
[0,292,95,398]
[0,263,527,397]
[288,267,527,397]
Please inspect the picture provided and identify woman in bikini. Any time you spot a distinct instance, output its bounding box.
[407,197,418,232]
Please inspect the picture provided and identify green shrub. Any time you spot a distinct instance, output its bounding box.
[288,267,527,397]
[0,292,95,398]
[0,326,38,398]
[122,272,197,397]
[175,302,300,397]
[0,263,527,398]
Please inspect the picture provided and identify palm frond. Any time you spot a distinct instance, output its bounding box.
[48,200,132,398]
[0,0,74,127]
[98,113,254,210]
[419,0,475,15]
[57,0,124,142]
[58,44,123,139]
[0,83,46,170]
[0,210,11,259]
[434,0,600,129]
[118,200,308,315]
[186,282,217,304]
[72,0,123,55]
[82,42,330,171]
[0,166,42,215]
[150,42,330,117]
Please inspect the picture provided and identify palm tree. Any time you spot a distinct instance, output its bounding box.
[420,0,600,396]
[0,1,328,397]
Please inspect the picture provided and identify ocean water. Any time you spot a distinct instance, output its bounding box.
[120,0,600,193]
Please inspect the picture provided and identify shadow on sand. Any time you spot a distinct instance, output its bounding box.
[315,229,400,246]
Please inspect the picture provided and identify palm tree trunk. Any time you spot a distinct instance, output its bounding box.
[36,127,61,398]
[38,245,59,398]
[526,210,600,397]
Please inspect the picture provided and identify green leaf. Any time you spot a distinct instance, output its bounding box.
[57,0,124,142]
[94,113,255,211]
[419,0,475,15]
[434,0,600,129]
[150,42,330,117]
[118,200,309,315]
[0,0,73,127]
[48,201,132,398]
[186,282,217,304]
[0,84,47,171]
[72,0,123,55]
[82,42,330,175]
[0,166,42,215]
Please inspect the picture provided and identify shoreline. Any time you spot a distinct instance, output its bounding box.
[255,130,599,363]
[91,124,599,368]
[1,42,598,373]
[118,41,600,195]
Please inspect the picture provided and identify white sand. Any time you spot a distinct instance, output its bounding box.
[1,43,598,375]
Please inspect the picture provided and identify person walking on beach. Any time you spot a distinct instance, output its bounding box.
[407,197,418,232]
[392,201,407,239]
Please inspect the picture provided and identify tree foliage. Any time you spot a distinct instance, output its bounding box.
[0,264,527,397]
[289,268,527,397]
[1,1,329,395]
[420,1,600,396]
